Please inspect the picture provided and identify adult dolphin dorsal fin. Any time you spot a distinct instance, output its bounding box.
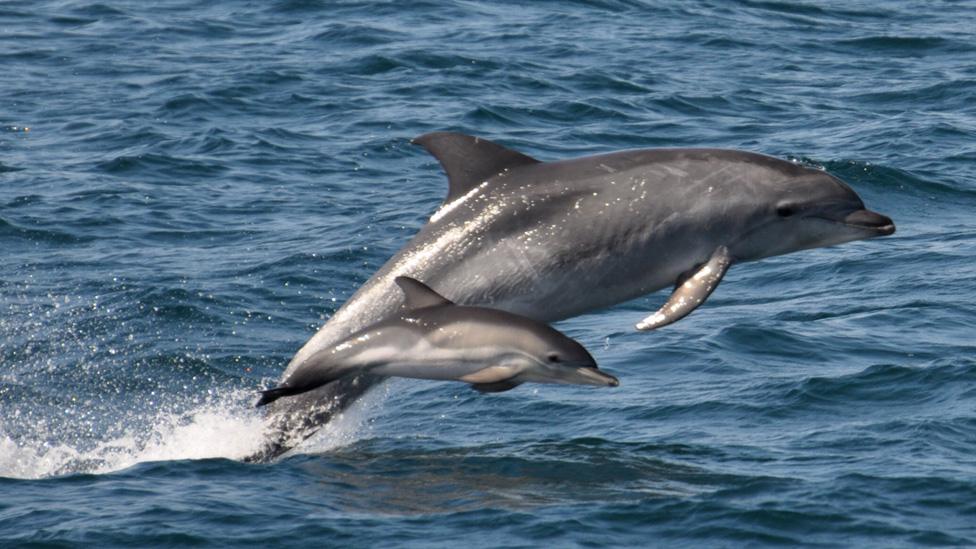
[412,132,540,203]
[635,246,733,331]
[395,276,454,309]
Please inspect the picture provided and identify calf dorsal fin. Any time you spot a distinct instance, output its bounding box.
[394,276,453,309]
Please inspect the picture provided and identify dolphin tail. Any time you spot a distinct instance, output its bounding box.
[244,374,385,463]
[256,355,356,408]
[256,386,300,407]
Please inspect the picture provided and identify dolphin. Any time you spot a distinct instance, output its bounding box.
[249,132,895,461]
[256,276,617,406]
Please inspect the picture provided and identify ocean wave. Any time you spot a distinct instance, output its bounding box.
[833,35,972,54]
[0,217,89,245]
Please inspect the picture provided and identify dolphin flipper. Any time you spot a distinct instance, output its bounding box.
[636,245,733,331]
[471,380,521,393]
[460,365,522,393]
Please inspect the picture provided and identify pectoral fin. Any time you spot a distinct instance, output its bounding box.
[459,365,518,384]
[471,380,521,393]
[636,245,733,331]
[460,365,521,392]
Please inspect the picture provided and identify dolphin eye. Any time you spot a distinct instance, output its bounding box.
[547,353,561,363]
[776,204,796,218]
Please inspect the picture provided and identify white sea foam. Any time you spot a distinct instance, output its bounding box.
[0,385,379,479]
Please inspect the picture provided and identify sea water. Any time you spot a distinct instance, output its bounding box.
[2,1,974,546]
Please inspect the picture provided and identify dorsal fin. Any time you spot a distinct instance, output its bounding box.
[412,132,541,203]
[394,276,453,309]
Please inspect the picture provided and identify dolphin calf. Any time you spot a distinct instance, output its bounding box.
[257,276,617,406]
[249,132,895,461]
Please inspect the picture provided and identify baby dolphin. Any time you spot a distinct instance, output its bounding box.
[256,276,617,406]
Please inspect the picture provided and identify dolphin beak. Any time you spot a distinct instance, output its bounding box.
[843,209,895,236]
[575,367,620,387]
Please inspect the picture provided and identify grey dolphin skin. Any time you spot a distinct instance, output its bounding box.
[248,132,895,461]
[256,276,617,407]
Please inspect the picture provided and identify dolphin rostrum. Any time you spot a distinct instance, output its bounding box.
[250,132,895,461]
[256,276,617,407]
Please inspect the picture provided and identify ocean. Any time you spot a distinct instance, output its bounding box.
[2,0,974,546]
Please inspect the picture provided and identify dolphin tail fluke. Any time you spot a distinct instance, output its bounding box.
[256,386,299,407]
[244,374,384,463]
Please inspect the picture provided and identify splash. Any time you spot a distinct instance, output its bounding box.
[0,385,378,479]
[0,388,256,478]
[0,280,383,479]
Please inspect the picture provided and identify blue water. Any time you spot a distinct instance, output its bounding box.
[2,0,975,546]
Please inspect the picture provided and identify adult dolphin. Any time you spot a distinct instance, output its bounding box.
[248,132,895,461]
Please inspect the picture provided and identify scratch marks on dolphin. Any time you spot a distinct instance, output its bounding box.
[336,196,508,325]
[430,181,489,223]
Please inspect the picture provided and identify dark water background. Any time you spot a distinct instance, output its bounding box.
[2,0,975,546]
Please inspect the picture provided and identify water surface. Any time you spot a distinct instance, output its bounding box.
[2,1,975,546]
